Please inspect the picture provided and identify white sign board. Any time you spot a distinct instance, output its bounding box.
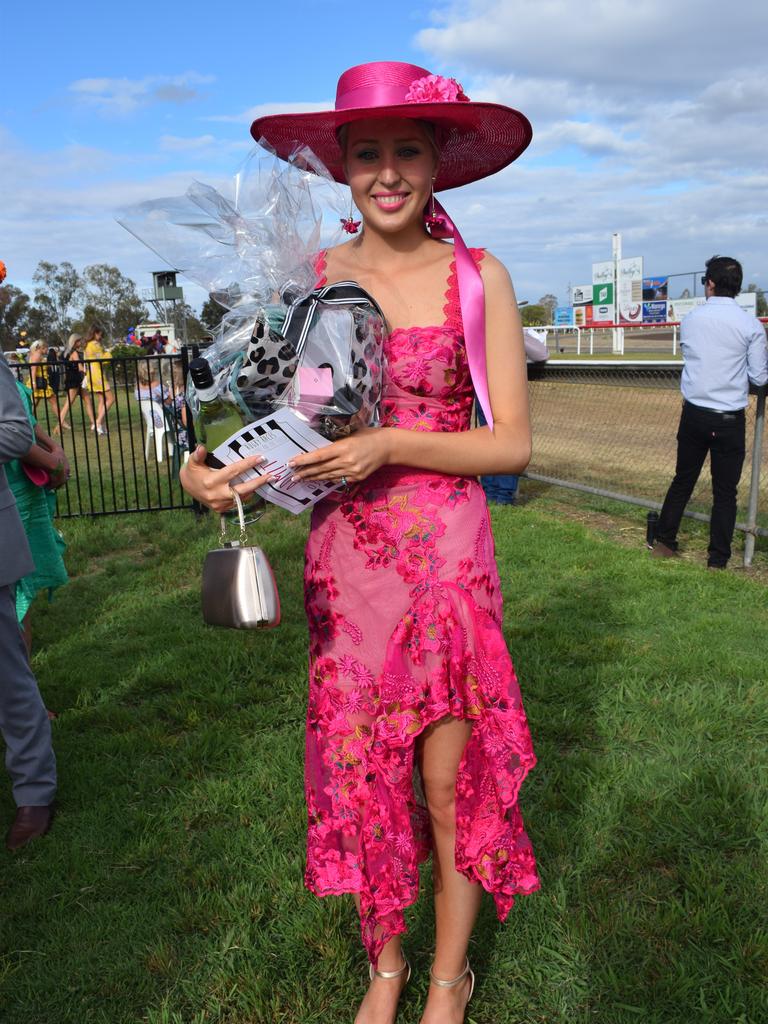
[592,260,613,286]
[618,256,643,324]
[667,297,705,321]
[572,284,593,305]
[668,293,757,322]
[736,291,758,314]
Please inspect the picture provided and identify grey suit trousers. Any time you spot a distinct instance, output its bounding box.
[0,584,56,806]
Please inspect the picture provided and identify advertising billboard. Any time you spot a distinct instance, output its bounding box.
[668,293,756,322]
[642,277,668,301]
[573,305,593,326]
[592,260,613,286]
[736,291,758,314]
[592,304,613,323]
[572,284,593,305]
[554,306,574,325]
[643,301,668,323]
[618,256,643,324]
[592,282,614,306]
[667,296,705,321]
[592,262,615,323]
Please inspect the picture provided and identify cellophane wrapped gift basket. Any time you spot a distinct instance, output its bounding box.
[118,144,385,447]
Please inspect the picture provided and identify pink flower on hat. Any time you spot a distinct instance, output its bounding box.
[404,75,470,104]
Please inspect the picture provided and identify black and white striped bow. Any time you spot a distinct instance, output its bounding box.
[280,281,385,357]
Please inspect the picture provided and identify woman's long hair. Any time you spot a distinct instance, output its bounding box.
[64,333,83,358]
[83,325,104,345]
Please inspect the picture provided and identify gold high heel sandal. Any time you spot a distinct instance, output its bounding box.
[429,957,475,1005]
[368,957,412,985]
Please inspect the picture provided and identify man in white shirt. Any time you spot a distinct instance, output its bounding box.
[651,256,768,568]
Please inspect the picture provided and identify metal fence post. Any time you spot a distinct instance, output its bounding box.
[743,385,766,567]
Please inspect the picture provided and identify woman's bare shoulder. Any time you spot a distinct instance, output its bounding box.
[477,251,517,304]
[322,240,359,274]
[477,249,510,280]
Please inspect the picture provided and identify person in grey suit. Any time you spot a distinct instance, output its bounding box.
[0,350,57,851]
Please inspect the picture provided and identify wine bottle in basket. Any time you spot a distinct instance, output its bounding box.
[189,357,247,468]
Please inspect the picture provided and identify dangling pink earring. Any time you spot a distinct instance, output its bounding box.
[340,198,361,234]
[425,180,441,231]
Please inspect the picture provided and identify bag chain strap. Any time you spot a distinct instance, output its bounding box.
[219,488,264,547]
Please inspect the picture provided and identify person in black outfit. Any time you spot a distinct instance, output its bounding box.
[46,346,62,395]
[652,256,768,568]
[60,333,96,430]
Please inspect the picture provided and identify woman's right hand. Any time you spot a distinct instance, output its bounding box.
[179,446,274,513]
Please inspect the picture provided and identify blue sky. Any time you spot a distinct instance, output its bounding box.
[3,0,767,316]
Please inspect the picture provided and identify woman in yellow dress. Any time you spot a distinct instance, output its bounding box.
[83,326,114,435]
[28,340,64,434]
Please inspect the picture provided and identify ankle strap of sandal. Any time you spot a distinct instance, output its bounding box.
[369,957,410,981]
[430,958,471,988]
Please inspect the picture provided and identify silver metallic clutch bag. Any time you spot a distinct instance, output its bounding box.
[201,491,280,629]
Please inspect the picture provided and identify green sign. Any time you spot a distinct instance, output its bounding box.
[593,282,614,305]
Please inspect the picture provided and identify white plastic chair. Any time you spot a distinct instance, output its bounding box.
[139,399,174,463]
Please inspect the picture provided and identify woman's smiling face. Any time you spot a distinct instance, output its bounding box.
[343,118,438,235]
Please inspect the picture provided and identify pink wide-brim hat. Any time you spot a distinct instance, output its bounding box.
[250,61,532,192]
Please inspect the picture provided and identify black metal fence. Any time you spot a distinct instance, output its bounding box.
[9,354,767,565]
[10,353,193,518]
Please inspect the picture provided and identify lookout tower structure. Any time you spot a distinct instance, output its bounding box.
[142,271,186,341]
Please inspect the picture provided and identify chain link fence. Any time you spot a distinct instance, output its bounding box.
[525,361,767,564]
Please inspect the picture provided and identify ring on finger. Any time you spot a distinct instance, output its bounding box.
[339,475,348,488]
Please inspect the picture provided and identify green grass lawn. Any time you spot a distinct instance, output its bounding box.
[1,502,767,1024]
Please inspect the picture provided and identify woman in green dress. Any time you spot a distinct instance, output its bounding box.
[6,381,70,657]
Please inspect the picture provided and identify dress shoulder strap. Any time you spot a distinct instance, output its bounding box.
[443,248,486,332]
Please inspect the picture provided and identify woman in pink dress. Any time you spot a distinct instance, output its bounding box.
[181,61,538,1024]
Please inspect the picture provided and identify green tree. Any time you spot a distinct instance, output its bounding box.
[179,304,209,343]
[32,260,83,343]
[26,303,58,342]
[200,296,226,333]
[746,283,767,317]
[521,304,548,327]
[71,303,103,336]
[82,264,146,343]
[537,294,558,321]
[0,285,32,351]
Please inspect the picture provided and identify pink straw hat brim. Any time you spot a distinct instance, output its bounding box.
[251,101,532,192]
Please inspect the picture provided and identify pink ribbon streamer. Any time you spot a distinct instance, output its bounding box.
[428,198,493,429]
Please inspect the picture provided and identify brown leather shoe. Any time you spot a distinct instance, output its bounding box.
[5,805,55,852]
[650,541,679,559]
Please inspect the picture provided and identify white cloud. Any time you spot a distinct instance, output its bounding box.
[412,0,768,300]
[0,125,232,303]
[534,121,636,157]
[208,100,332,124]
[5,6,768,318]
[417,0,768,91]
[69,72,215,116]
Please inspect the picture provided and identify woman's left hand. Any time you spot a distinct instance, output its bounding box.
[288,427,390,485]
[48,443,70,488]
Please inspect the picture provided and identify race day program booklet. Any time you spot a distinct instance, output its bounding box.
[210,407,341,514]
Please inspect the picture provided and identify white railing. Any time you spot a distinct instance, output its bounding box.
[539,322,681,356]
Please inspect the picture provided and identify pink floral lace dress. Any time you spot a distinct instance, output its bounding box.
[304,250,539,964]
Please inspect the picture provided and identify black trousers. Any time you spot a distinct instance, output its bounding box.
[656,401,746,567]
